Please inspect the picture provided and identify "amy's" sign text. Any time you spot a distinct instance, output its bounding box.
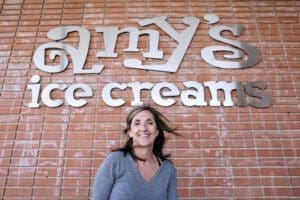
[28,14,272,108]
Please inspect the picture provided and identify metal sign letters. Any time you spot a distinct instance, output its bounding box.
[28,14,272,108]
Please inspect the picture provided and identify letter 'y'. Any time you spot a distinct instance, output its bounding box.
[124,16,200,73]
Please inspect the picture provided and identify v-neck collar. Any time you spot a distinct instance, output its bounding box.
[128,153,164,184]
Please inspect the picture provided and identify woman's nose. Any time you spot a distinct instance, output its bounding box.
[140,123,147,130]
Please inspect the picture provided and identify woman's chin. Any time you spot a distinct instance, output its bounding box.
[134,141,153,148]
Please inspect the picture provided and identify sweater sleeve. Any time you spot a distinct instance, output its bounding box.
[167,166,178,200]
[92,153,117,200]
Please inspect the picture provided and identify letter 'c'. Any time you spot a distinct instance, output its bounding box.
[151,82,179,106]
[42,84,67,107]
[102,83,127,107]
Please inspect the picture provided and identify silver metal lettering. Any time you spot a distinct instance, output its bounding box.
[96,27,162,59]
[33,26,103,74]
[102,83,127,107]
[41,83,67,107]
[181,81,207,106]
[204,81,237,106]
[27,75,41,108]
[201,25,261,69]
[245,82,272,108]
[236,82,247,107]
[124,16,200,72]
[128,82,154,106]
[65,83,93,107]
[151,82,179,106]
[204,14,220,25]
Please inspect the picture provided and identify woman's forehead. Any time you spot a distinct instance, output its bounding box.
[132,110,154,120]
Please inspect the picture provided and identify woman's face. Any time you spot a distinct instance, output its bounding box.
[128,110,159,148]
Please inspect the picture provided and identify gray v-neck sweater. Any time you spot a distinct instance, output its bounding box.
[92,151,178,200]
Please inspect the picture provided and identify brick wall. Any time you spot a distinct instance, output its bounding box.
[0,0,299,199]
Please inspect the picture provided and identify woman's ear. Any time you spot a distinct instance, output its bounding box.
[127,130,133,138]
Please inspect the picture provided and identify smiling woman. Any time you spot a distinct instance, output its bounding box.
[92,105,179,200]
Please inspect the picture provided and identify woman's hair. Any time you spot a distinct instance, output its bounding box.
[115,105,178,161]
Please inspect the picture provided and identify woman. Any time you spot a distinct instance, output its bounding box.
[92,105,178,200]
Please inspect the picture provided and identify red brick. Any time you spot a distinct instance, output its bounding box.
[33,187,61,197]
[234,187,264,197]
[264,187,293,197]
[0,1,299,199]
[190,187,205,197]
[61,187,90,197]
[293,187,300,196]
[289,168,300,176]
[206,187,234,197]
[261,167,289,176]
[62,177,90,187]
[234,177,261,186]
[6,177,34,187]
[5,187,32,197]
[35,177,60,187]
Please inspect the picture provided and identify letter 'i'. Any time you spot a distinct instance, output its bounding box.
[27,75,41,108]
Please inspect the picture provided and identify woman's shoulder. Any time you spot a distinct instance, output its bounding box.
[99,151,129,168]
[106,150,129,161]
[162,159,177,171]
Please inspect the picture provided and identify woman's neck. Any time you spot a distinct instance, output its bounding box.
[133,147,154,161]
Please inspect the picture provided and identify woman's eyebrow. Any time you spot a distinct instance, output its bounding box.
[132,118,153,123]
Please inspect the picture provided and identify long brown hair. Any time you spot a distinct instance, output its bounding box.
[116,105,178,161]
